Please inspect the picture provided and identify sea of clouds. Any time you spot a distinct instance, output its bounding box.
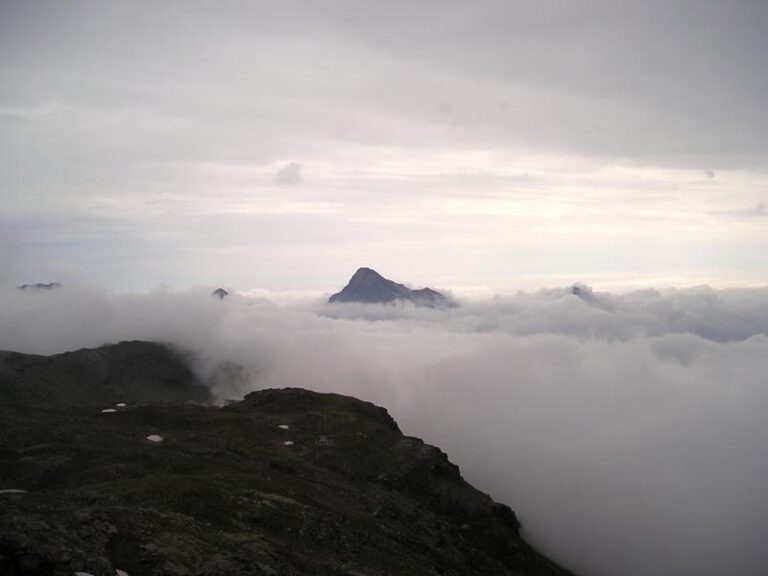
[2,284,768,576]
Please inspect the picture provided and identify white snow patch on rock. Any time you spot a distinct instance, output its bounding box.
[146,435,163,443]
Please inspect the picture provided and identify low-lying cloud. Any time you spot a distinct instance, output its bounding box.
[2,284,768,576]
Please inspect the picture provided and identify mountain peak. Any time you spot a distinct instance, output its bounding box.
[351,266,383,279]
[211,287,229,300]
[329,268,451,307]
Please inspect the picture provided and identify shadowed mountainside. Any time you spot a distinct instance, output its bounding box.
[0,341,211,405]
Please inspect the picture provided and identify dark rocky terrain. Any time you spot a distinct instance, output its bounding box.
[0,343,573,576]
[0,341,210,406]
[329,268,451,307]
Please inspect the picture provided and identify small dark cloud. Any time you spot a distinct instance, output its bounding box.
[706,170,715,179]
[435,101,454,121]
[712,202,766,218]
[275,162,302,186]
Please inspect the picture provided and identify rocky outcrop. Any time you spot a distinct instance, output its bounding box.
[0,346,573,576]
[0,341,211,405]
[211,288,229,300]
[329,267,451,307]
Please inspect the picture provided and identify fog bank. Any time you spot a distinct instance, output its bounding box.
[2,285,768,576]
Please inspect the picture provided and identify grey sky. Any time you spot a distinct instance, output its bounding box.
[1,1,767,292]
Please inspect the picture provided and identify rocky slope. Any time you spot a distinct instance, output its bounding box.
[0,341,211,406]
[329,268,451,307]
[0,343,573,576]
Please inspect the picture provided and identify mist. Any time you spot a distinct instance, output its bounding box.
[2,284,768,576]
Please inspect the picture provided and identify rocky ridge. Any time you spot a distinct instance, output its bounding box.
[0,341,210,406]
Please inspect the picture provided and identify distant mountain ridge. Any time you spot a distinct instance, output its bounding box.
[329,267,451,307]
[0,341,210,405]
[17,283,62,291]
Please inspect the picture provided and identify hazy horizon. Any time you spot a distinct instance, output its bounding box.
[4,266,768,300]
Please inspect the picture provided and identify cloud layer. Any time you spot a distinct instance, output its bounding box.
[2,285,768,576]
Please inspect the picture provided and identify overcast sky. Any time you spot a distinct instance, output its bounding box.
[2,0,767,293]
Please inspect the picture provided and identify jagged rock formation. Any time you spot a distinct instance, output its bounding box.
[0,341,211,405]
[17,283,62,291]
[569,283,613,311]
[329,267,451,307]
[211,288,229,300]
[0,344,573,576]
